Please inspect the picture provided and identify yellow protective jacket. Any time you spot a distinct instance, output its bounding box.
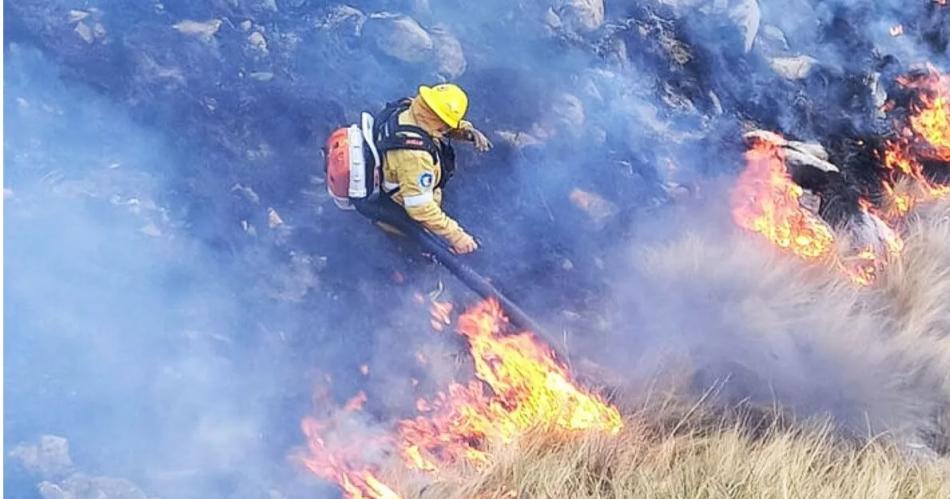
[382,99,472,247]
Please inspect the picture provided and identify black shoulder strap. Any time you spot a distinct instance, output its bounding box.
[373,99,440,165]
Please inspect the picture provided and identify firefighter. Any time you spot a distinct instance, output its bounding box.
[373,84,492,254]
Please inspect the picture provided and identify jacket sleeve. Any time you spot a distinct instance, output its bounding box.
[389,149,469,246]
[447,120,476,142]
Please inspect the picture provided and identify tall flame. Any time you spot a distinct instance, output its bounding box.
[399,299,622,470]
[301,298,622,498]
[730,137,835,260]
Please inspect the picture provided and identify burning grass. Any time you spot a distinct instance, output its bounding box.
[406,407,950,499]
[300,199,950,498]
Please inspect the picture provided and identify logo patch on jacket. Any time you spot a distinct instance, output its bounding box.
[418,172,435,189]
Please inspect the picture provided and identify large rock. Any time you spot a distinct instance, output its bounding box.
[659,0,761,53]
[172,19,222,41]
[10,435,149,499]
[724,0,760,52]
[9,435,73,478]
[754,24,789,55]
[768,55,817,80]
[38,475,148,499]
[429,25,466,78]
[315,4,366,36]
[553,0,605,33]
[363,13,433,64]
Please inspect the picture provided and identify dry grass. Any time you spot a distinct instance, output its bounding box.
[402,410,950,499]
[384,200,950,498]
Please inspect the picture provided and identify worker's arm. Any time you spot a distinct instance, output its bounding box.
[391,149,477,253]
[449,120,492,152]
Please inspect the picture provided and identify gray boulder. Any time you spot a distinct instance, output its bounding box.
[430,25,466,78]
[659,0,761,53]
[553,0,605,33]
[363,13,433,64]
[768,55,817,80]
[38,475,148,499]
[9,435,73,479]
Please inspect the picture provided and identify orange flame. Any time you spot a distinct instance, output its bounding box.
[730,137,835,260]
[731,136,903,285]
[881,67,950,208]
[301,298,622,497]
[300,398,402,499]
[399,299,622,470]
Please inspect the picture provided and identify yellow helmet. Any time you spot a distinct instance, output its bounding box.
[418,83,469,129]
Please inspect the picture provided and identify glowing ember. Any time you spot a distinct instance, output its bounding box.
[730,136,835,260]
[301,298,622,498]
[429,300,453,332]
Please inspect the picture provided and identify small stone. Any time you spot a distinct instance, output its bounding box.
[74,22,94,44]
[240,20,253,31]
[248,31,268,51]
[139,223,162,238]
[249,71,274,81]
[172,19,222,40]
[268,207,285,228]
[38,482,67,499]
[231,184,260,204]
[67,10,89,23]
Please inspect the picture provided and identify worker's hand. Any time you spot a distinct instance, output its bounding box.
[469,127,493,152]
[458,122,493,152]
[451,233,478,254]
